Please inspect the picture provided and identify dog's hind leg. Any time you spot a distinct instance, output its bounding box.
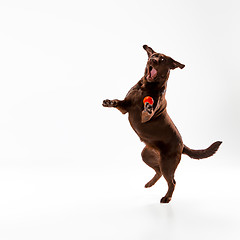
[145,173,161,188]
[159,152,181,203]
[141,146,162,188]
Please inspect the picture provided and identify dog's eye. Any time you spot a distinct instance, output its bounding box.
[159,57,165,63]
[152,59,158,64]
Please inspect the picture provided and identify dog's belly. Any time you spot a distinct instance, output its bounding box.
[128,110,182,144]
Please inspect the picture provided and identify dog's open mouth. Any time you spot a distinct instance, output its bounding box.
[147,66,158,81]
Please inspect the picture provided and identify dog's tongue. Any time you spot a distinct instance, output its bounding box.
[147,67,157,80]
[150,68,157,78]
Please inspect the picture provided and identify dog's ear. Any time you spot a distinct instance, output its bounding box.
[169,58,185,70]
[143,45,156,58]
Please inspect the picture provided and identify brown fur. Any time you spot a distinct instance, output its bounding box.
[102,45,222,203]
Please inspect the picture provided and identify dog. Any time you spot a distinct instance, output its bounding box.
[102,45,222,203]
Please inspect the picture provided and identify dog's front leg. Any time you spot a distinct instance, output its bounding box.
[102,99,129,114]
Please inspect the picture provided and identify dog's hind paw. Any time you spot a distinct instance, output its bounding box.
[160,196,172,203]
[145,180,156,188]
[145,182,153,188]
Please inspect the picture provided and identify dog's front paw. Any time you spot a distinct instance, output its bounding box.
[102,99,118,107]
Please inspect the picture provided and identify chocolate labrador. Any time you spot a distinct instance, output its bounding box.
[102,45,222,203]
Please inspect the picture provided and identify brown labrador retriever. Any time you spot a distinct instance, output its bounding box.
[102,45,222,203]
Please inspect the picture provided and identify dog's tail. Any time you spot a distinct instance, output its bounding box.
[182,141,222,159]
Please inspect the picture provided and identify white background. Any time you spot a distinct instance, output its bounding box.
[0,0,240,239]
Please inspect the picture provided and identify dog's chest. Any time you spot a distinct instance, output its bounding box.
[129,88,159,112]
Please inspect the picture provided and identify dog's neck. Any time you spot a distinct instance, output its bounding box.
[141,76,168,95]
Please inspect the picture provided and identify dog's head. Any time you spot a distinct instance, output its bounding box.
[143,45,185,83]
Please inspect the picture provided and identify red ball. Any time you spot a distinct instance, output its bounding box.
[143,96,154,105]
